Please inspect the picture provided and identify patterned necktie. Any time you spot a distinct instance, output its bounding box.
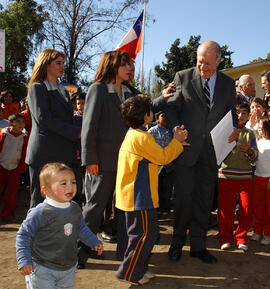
[203,79,210,109]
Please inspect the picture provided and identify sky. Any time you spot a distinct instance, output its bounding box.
[112,0,270,79]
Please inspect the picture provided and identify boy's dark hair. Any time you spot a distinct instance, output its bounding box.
[75,92,86,101]
[0,106,3,112]
[236,103,250,114]
[8,113,24,122]
[155,111,164,121]
[120,94,152,128]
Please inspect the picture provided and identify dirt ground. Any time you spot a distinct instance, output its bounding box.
[1,186,270,289]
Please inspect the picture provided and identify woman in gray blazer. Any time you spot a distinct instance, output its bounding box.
[26,49,81,207]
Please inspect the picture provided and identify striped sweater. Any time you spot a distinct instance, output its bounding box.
[218,126,257,180]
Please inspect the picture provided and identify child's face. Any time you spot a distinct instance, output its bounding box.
[236,108,249,125]
[43,170,77,203]
[258,120,266,138]
[250,102,265,117]
[9,118,25,133]
[76,99,85,114]
[4,94,13,105]
[144,110,153,126]
[158,113,167,128]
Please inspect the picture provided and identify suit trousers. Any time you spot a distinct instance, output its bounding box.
[217,178,252,245]
[172,146,217,251]
[115,209,158,283]
[83,171,116,234]
[253,175,270,237]
[29,166,43,208]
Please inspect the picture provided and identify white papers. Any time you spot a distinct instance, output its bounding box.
[210,110,236,165]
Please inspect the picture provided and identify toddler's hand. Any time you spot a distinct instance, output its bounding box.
[94,243,103,255]
[19,265,32,276]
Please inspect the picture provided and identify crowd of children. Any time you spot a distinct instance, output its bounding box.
[1,63,270,287]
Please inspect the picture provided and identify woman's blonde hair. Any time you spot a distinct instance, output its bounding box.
[27,48,65,88]
[94,50,131,84]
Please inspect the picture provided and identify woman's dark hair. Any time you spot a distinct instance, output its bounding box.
[95,51,132,84]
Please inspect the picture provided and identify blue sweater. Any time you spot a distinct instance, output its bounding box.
[16,200,101,271]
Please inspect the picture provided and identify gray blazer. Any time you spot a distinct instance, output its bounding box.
[26,81,80,168]
[81,82,167,172]
[165,67,237,167]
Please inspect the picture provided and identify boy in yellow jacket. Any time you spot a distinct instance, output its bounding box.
[115,95,188,285]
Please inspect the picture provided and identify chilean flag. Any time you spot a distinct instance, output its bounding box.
[115,11,143,59]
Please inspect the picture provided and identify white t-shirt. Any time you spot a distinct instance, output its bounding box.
[255,138,270,177]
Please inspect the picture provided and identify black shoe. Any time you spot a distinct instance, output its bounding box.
[101,231,117,243]
[77,263,85,269]
[190,249,217,264]
[168,244,182,261]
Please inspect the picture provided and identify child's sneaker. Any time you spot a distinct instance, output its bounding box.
[220,243,230,250]
[260,235,270,245]
[133,275,150,286]
[238,244,248,251]
[145,271,156,280]
[251,233,261,242]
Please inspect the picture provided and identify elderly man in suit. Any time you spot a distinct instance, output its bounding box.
[165,40,238,264]
[236,74,256,104]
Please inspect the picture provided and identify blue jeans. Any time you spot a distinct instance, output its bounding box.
[27,262,76,289]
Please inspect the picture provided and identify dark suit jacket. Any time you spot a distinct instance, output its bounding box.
[81,82,167,172]
[165,67,237,167]
[26,82,80,168]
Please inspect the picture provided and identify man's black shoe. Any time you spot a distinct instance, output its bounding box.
[168,244,182,261]
[190,249,217,264]
[101,231,117,243]
[77,263,85,269]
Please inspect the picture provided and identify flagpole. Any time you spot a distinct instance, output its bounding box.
[139,0,148,92]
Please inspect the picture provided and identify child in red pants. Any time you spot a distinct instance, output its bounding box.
[217,103,257,251]
[252,117,270,245]
[0,113,28,220]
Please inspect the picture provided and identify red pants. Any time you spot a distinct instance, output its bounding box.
[217,178,252,245]
[0,166,20,220]
[253,175,270,237]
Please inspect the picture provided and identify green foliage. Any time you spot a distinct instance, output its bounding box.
[155,35,234,86]
[250,53,270,63]
[0,0,45,99]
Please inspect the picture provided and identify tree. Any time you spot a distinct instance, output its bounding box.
[154,35,234,89]
[42,0,141,86]
[0,0,45,98]
[250,53,270,63]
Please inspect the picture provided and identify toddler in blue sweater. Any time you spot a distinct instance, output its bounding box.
[16,162,102,289]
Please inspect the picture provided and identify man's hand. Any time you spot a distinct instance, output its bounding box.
[162,82,175,99]
[228,129,239,143]
[86,164,99,176]
[19,265,33,276]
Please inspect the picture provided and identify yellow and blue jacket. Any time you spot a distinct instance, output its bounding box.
[115,127,183,212]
